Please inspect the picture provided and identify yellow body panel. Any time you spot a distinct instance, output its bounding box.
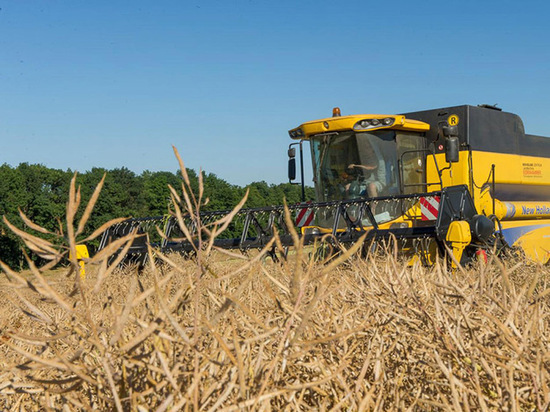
[471,152,550,185]
[499,220,550,263]
[427,150,550,205]
[446,221,472,267]
[509,225,550,263]
[426,152,471,192]
[69,245,89,279]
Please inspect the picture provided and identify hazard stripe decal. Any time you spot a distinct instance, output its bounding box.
[420,196,440,221]
[295,203,314,227]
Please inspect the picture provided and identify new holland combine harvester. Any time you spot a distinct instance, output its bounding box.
[99,104,550,266]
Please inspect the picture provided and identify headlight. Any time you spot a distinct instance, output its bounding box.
[288,128,304,138]
[353,117,395,131]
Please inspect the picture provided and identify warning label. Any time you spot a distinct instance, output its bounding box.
[523,162,543,178]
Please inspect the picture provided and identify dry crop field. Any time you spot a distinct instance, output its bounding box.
[1,152,549,411]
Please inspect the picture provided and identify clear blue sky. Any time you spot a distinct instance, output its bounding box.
[1,0,549,186]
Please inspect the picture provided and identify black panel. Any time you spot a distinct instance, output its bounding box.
[467,106,520,154]
[402,104,550,157]
[522,134,550,157]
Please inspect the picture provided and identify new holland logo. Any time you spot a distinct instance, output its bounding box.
[420,196,440,221]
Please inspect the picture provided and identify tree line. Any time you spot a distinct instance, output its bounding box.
[0,163,314,269]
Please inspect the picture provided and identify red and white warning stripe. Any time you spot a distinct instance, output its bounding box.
[420,196,440,221]
[295,202,315,227]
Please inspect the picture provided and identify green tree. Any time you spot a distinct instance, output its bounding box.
[202,172,244,211]
[0,163,72,268]
[142,170,182,216]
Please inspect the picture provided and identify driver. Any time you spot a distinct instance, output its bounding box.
[348,151,386,197]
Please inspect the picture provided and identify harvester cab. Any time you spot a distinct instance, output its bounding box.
[98,104,550,267]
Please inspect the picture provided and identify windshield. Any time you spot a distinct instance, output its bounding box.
[311,131,399,202]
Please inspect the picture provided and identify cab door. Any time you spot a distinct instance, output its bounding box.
[397,132,427,194]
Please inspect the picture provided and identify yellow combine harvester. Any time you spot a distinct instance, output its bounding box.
[100,104,550,267]
[288,104,550,264]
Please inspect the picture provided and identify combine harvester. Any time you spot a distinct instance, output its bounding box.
[98,104,550,266]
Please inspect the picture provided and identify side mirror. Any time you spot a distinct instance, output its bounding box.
[288,147,296,158]
[288,158,296,181]
[438,122,460,163]
[287,142,305,201]
[445,136,460,163]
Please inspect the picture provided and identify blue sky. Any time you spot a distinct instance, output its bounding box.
[1,0,549,186]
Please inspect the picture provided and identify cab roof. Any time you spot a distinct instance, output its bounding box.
[289,114,430,140]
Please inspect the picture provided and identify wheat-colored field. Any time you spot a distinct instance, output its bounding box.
[2,249,549,411]
[1,152,549,411]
